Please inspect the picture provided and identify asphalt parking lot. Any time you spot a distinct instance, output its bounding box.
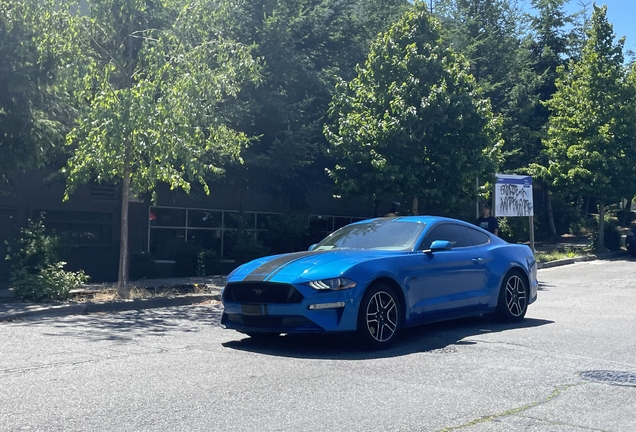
[1,257,635,431]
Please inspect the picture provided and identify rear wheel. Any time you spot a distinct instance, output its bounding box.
[496,271,528,323]
[356,283,402,349]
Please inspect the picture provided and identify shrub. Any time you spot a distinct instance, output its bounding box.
[167,241,220,277]
[172,241,204,277]
[11,262,88,302]
[6,218,89,302]
[497,217,530,243]
[591,213,622,251]
[230,232,271,265]
[129,253,159,280]
[258,214,310,254]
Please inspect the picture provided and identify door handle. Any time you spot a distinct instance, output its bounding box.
[471,258,483,263]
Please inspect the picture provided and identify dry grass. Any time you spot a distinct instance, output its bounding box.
[68,283,221,303]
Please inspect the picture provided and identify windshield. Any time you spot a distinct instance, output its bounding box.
[314,220,426,251]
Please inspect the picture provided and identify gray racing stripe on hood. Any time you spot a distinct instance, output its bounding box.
[243,250,325,282]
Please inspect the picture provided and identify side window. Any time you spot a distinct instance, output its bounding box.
[420,224,474,249]
[469,228,491,246]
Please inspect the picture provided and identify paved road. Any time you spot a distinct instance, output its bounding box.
[1,257,635,431]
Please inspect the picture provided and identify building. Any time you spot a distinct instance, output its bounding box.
[0,170,379,284]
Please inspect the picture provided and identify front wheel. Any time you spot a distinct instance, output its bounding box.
[357,283,402,349]
[496,271,528,323]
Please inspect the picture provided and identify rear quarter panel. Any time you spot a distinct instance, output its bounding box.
[484,243,537,307]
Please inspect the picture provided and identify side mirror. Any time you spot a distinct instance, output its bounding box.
[308,244,318,251]
[424,240,452,254]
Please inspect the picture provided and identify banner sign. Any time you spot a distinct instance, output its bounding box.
[494,174,533,217]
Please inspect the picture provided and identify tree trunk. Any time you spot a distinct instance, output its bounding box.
[546,186,557,237]
[576,195,583,218]
[118,3,134,298]
[117,165,131,298]
[412,196,419,215]
[597,200,605,251]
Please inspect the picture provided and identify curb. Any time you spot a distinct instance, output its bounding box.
[0,293,221,322]
[537,250,626,269]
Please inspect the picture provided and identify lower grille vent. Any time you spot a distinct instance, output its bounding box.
[223,282,304,304]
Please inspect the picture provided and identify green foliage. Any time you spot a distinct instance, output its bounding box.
[213,0,412,209]
[257,214,311,255]
[0,0,77,187]
[504,0,577,173]
[230,233,272,265]
[64,0,261,198]
[543,5,636,248]
[11,262,88,302]
[591,213,622,251]
[497,217,529,244]
[159,241,220,278]
[6,218,88,302]
[325,4,501,214]
[129,253,159,280]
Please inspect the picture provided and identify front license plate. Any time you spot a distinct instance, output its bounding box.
[241,304,263,315]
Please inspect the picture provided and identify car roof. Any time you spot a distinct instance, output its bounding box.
[352,215,464,225]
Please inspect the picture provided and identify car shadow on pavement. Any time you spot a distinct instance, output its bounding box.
[28,303,224,343]
[221,315,553,360]
[538,280,556,291]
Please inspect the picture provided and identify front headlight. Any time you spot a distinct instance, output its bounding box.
[308,277,357,290]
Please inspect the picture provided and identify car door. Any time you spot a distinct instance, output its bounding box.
[406,223,488,321]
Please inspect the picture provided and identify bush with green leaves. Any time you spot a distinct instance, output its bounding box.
[6,218,88,302]
[230,233,271,265]
[591,213,622,251]
[257,214,310,255]
[129,253,160,280]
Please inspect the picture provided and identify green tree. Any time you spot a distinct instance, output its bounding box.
[543,4,635,249]
[324,3,501,215]
[211,0,411,213]
[0,0,76,187]
[433,0,529,216]
[511,0,579,236]
[64,0,260,295]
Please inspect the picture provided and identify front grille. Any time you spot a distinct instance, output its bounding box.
[223,282,304,304]
[222,313,320,330]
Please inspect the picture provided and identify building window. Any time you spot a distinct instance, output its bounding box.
[147,206,367,260]
[33,210,114,247]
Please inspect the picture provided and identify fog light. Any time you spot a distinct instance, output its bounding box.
[308,302,345,310]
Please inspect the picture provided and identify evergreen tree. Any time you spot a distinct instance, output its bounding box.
[325,3,501,215]
[543,5,636,249]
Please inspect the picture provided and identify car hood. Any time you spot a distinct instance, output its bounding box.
[227,249,400,283]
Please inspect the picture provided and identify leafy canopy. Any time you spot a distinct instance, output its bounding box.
[543,4,635,202]
[325,2,501,214]
[64,0,261,199]
[0,0,78,187]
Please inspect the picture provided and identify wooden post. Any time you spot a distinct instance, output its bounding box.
[529,215,535,255]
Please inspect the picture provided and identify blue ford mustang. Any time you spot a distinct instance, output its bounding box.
[221,216,538,348]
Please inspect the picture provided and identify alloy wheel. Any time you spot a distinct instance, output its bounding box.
[365,291,398,342]
[505,274,527,317]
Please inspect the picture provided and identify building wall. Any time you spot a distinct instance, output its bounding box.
[0,171,380,283]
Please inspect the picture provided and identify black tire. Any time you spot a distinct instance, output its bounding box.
[356,283,402,349]
[496,271,528,323]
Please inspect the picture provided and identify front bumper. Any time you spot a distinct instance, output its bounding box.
[221,281,363,334]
